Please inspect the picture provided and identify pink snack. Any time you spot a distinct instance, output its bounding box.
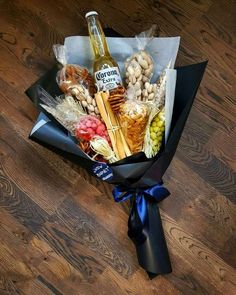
[75,115,111,144]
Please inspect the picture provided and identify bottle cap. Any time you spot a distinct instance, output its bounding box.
[85,11,98,18]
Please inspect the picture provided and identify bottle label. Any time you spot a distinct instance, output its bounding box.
[95,67,122,91]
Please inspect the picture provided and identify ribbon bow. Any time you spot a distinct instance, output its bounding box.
[112,183,170,245]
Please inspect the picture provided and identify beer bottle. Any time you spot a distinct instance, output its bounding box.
[85,11,122,91]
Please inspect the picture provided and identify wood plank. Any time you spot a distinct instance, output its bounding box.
[93,266,182,295]
[16,277,55,295]
[176,125,235,202]
[0,18,53,80]
[178,106,217,146]
[206,0,236,48]
[0,158,49,233]
[37,197,137,281]
[54,0,211,37]
[176,16,236,124]
[0,115,72,214]
[17,0,86,37]
[163,157,236,268]
[0,77,90,192]
[0,276,20,295]
[0,207,89,294]
[166,255,222,295]
[205,127,236,171]
[0,0,64,54]
[68,182,132,250]
[161,212,236,294]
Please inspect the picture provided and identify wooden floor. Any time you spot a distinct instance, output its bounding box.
[0,0,235,294]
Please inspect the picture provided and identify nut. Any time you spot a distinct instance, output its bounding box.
[81,100,88,108]
[86,96,92,104]
[142,89,148,97]
[127,66,135,76]
[138,58,149,70]
[92,98,97,106]
[88,105,95,112]
[125,50,154,101]
[148,93,155,100]
[136,89,142,97]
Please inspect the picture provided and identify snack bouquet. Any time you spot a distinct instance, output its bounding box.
[26,11,207,278]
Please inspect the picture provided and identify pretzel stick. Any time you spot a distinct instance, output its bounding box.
[101,92,126,160]
[116,115,132,156]
[95,92,120,160]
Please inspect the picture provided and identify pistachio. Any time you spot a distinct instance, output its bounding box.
[81,100,88,107]
[86,96,92,104]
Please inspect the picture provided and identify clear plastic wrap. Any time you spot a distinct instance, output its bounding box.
[125,25,156,98]
[143,67,167,158]
[119,99,149,154]
[143,67,176,158]
[39,93,85,134]
[144,108,165,158]
[57,63,96,97]
[39,88,116,162]
[53,45,99,117]
[75,115,110,144]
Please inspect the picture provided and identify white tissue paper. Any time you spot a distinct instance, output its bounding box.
[165,69,177,144]
[64,36,180,82]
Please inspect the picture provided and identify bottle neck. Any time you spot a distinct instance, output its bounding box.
[86,15,110,59]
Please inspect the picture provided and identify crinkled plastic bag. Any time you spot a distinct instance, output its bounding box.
[125,25,157,90]
[119,98,149,154]
[53,44,96,97]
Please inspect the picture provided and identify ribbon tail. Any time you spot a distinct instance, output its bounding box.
[130,201,172,276]
[128,194,148,245]
[113,183,172,277]
[112,186,133,203]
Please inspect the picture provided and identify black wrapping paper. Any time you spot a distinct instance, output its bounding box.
[136,202,172,277]
[26,62,207,186]
[25,28,207,278]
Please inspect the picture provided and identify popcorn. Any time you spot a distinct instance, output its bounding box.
[119,100,149,153]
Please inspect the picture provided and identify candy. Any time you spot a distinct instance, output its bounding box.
[86,121,92,128]
[149,110,165,155]
[96,125,105,135]
[75,115,111,144]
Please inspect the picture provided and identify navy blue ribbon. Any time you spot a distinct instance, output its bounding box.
[113,183,170,225]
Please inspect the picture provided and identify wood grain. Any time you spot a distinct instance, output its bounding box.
[0,0,235,294]
[161,213,236,292]
[163,157,236,268]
